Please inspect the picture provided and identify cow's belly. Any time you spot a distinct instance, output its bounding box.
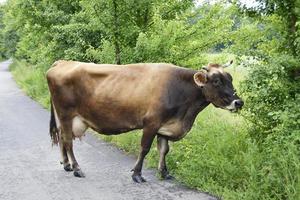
[77,110,143,135]
[158,119,187,141]
[91,126,141,135]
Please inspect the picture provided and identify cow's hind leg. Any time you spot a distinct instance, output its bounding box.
[59,136,72,172]
[60,120,85,178]
[50,102,72,171]
[157,135,173,180]
[66,140,85,178]
[131,126,157,183]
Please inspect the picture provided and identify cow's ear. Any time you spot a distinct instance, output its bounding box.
[194,71,207,87]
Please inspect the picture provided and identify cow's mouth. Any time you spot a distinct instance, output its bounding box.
[212,99,244,112]
[225,99,244,112]
[228,108,238,113]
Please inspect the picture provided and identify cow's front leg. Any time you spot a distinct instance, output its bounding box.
[157,135,173,180]
[131,126,156,183]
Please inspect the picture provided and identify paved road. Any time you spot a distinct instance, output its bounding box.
[0,60,216,200]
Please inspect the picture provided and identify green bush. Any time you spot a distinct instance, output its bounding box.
[237,55,300,199]
[240,55,300,141]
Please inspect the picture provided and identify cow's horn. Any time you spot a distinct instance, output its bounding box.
[223,60,233,68]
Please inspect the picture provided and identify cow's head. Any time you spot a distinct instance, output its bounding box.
[194,60,244,112]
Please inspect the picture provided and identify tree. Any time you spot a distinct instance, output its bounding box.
[237,0,300,55]
[134,3,236,66]
[233,0,300,143]
[81,0,194,64]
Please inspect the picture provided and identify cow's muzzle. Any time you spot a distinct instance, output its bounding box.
[226,99,244,112]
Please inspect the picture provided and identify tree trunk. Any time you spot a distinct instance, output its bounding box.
[112,0,121,64]
[114,40,121,65]
[289,13,297,56]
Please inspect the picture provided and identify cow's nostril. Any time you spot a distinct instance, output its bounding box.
[234,100,244,108]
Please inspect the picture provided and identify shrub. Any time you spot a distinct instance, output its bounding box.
[240,54,300,141]
[238,54,300,199]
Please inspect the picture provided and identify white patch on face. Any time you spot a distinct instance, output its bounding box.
[225,99,242,112]
[225,100,236,111]
[72,116,88,138]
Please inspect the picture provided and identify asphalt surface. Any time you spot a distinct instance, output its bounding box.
[0,60,216,200]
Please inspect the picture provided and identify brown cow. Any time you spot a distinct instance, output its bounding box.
[46,60,243,183]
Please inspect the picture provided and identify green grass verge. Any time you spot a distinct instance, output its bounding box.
[10,59,50,108]
[10,59,299,200]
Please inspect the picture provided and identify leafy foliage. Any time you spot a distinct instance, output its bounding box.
[240,0,300,56]
[134,4,235,67]
[241,55,300,140]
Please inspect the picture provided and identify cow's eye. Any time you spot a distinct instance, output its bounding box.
[213,79,221,86]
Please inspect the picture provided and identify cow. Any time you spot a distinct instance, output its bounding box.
[46,60,243,183]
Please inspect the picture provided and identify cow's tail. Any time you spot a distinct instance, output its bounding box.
[50,99,59,145]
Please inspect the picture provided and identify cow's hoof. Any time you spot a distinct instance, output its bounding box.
[63,164,73,172]
[73,169,85,178]
[132,174,146,183]
[160,170,174,180]
[162,174,174,180]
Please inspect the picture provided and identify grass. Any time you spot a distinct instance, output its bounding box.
[10,59,50,108]
[10,58,299,200]
[99,106,253,199]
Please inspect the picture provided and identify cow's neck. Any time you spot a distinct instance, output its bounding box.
[166,68,211,133]
[181,92,210,133]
